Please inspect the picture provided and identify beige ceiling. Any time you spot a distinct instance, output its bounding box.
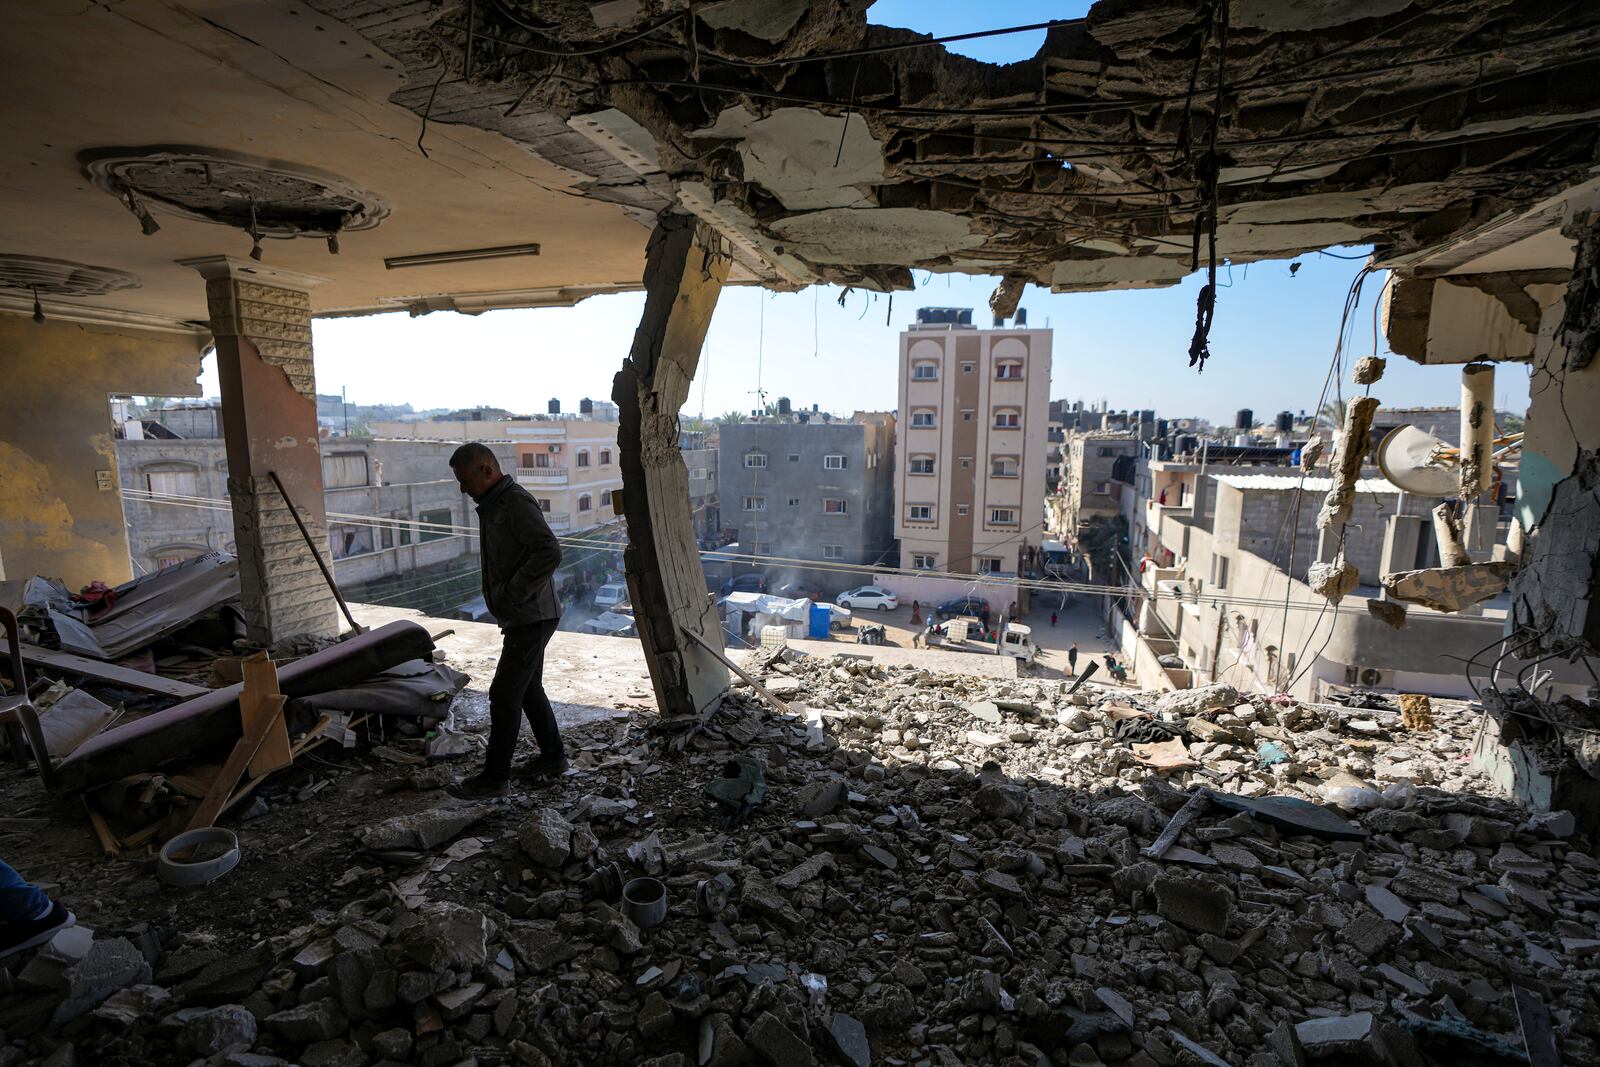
[0,1,653,327]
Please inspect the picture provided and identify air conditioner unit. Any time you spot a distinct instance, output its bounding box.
[549,444,563,453]
[1344,665,1391,688]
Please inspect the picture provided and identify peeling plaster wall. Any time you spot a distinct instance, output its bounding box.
[0,314,205,586]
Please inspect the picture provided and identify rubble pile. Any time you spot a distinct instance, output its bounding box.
[3,654,1598,1067]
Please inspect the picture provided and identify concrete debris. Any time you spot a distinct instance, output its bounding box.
[3,654,1599,1067]
[1399,694,1433,731]
[1353,356,1387,385]
[356,804,485,852]
[1318,395,1381,530]
[1383,561,1517,612]
[1308,555,1361,604]
[1365,598,1407,630]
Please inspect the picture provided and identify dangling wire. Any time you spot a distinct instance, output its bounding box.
[248,200,264,261]
[31,285,44,324]
[1186,0,1228,374]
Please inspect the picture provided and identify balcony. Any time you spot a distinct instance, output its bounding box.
[543,511,572,532]
[516,465,568,485]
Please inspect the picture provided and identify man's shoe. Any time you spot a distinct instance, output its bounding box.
[518,754,569,783]
[0,900,75,961]
[452,772,511,798]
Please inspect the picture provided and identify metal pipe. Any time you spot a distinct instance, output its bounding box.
[267,470,365,635]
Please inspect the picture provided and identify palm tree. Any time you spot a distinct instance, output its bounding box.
[716,410,746,426]
[1317,399,1347,430]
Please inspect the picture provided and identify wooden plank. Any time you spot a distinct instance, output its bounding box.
[679,626,787,715]
[4,644,209,700]
[185,694,284,832]
[221,713,345,817]
[1143,789,1213,860]
[84,798,121,857]
[241,653,292,779]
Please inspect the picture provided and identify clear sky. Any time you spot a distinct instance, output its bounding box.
[197,1,1532,424]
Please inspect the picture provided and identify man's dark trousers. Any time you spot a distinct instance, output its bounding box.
[485,618,562,780]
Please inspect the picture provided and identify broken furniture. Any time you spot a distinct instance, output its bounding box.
[54,620,437,794]
[0,606,55,789]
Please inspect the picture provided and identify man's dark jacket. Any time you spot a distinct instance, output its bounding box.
[475,475,562,626]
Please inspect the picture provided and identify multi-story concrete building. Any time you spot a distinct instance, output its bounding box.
[1056,430,1139,536]
[718,414,894,570]
[894,307,1052,576]
[681,429,720,544]
[118,406,511,597]
[368,414,622,534]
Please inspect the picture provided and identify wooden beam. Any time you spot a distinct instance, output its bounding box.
[613,214,731,719]
[3,644,208,700]
[185,693,284,832]
[241,653,292,779]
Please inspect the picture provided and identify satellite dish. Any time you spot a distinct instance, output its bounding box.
[1376,424,1458,497]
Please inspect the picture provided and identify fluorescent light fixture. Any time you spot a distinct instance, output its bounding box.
[384,243,541,269]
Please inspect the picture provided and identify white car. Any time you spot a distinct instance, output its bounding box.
[822,603,853,630]
[836,586,898,612]
[593,582,630,609]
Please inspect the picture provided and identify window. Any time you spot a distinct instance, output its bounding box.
[1097,446,1117,457]
[576,449,591,468]
[322,452,370,488]
[1212,555,1230,589]
[823,545,845,560]
[990,508,1018,525]
[419,507,452,543]
[537,498,552,512]
[961,409,974,422]
[824,454,847,470]
[909,456,935,475]
[908,504,933,521]
[993,409,1020,429]
[911,410,936,428]
[991,456,1019,477]
[956,504,970,516]
[788,453,801,463]
[690,467,707,480]
[145,466,198,497]
[744,451,768,468]
[823,498,848,515]
[912,554,936,570]
[1094,480,1111,495]
[979,557,1003,574]
[599,448,612,465]
[961,362,975,375]
[393,512,412,546]
[913,362,939,380]
[329,522,374,560]
[533,452,551,468]
[995,361,1023,380]
[578,494,593,512]
[788,497,800,507]
[960,457,972,469]
[742,496,767,512]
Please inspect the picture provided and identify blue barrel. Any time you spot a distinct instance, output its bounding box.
[809,603,831,639]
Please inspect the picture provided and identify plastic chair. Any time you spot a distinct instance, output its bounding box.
[0,607,55,789]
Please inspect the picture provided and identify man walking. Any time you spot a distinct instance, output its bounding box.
[449,444,565,796]
[1068,643,1079,677]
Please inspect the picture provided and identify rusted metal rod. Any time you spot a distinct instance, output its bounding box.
[267,470,365,635]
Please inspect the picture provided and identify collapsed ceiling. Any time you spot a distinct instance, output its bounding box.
[321,0,1600,300]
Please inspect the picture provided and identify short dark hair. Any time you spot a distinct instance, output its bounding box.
[449,442,499,469]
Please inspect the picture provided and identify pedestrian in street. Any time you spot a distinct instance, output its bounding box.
[912,626,923,649]
[1068,643,1079,676]
[1,857,73,960]
[1050,610,1058,627]
[449,443,566,796]
[910,600,921,624]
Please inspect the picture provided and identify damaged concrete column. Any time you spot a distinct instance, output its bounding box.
[183,256,337,645]
[612,215,730,719]
[1459,363,1494,500]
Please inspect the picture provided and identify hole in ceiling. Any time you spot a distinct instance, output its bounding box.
[81,147,387,238]
[0,255,141,296]
[866,0,1093,64]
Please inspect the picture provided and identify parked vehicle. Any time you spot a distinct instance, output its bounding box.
[820,603,853,630]
[772,581,823,601]
[718,573,768,597]
[936,618,1035,664]
[836,586,898,611]
[593,582,630,610]
[933,595,990,620]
